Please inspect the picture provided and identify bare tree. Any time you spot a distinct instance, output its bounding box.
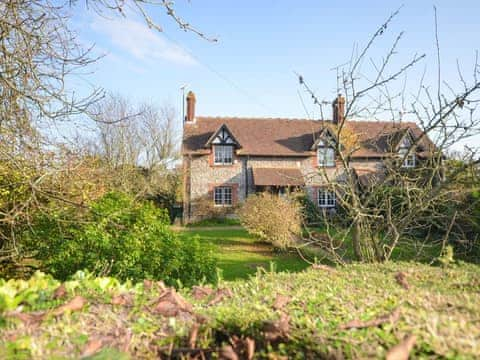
[297,8,480,263]
[89,93,180,195]
[0,0,208,265]
[138,101,179,171]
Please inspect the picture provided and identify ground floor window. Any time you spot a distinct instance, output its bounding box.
[318,189,336,208]
[214,186,232,206]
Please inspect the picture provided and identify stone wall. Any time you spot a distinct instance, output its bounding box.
[184,152,383,221]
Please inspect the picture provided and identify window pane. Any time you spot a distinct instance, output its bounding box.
[214,186,232,205]
[214,147,222,164]
[326,148,334,166]
[400,150,415,168]
[214,188,223,205]
[224,146,232,164]
[318,147,335,166]
[224,187,232,205]
[214,145,233,164]
[318,189,335,208]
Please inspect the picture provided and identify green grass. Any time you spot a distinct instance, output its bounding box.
[179,227,309,280]
[1,262,479,358]
[185,218,241,227]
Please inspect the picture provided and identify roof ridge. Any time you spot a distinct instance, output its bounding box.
[195,116,418,126]
[196,115,328,122]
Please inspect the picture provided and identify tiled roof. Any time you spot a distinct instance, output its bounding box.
[182,117,435,158]
[252,167,305,186]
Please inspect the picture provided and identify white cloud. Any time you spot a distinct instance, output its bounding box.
[91,15,197,66]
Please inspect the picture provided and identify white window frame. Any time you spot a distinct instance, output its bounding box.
[399,148,416,168]
[318,189,336,208]
[317,147,335,167]
[214,186,232,206]
[214,145,233,165]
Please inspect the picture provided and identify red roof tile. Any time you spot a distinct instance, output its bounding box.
[252,167,305,186]
[182,117,434,158]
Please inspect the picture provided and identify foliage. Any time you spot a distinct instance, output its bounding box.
[0,0,194,270]
[24,192,217,286]
[237,193,302,249]
[0,262,479,358]
[192,194,238,222]
[294,192,322,224]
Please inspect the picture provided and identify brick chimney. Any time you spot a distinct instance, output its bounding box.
[332,94,345,125]
[185,91,196,122]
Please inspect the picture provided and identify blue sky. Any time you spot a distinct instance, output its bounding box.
[71,0,480,126]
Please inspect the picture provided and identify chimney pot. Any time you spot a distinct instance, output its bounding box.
[186,91,196,122]
[332,94,345,125]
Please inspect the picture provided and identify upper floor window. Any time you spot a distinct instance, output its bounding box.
[214,186,232,206]
[317,147,335,167]
[214,145,233,165]
[399,148,415,168]
[318,189,336,208]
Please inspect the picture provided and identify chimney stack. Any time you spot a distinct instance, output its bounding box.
[185,91,196,122]
[332,94,345,125]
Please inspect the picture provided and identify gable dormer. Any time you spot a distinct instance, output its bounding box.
[311,127,337,167]
[396,129,416,168]
[205,124,240,148]
[205,124,240,166]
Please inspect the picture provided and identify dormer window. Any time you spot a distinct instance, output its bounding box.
[398,135,415,168]
[214,145,233,165]
[399,148,416,168]
[206,124,239,166]
[317,144,335,167]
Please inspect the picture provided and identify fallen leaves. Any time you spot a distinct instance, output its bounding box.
[188,323,200,348]
[81,339,104,357]
[152,288,192,317]
[111,293,133,307]
[219,336,255,360]
[263,313,291,342]
[7,311,45,326]
[191,285,214,300]
[52,283,67,299]
[5,295,88,327]
[219,345,239,360]
[386,335,416,360]
[207,288,233,306]
[339,308,401,330]
[395,272,410,290]
[272,294,291,311]
[245,337,255,360]
[52,295,87,316]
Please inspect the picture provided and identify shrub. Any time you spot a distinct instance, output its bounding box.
[192,194,237,222]
[25,192,217,286]
[237,193,302,249]
[293,191,321,224]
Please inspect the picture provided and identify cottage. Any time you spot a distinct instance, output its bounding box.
[182,91,434,222]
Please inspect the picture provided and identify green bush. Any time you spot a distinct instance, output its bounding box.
[25,192,217,286]
[294,192,321,224]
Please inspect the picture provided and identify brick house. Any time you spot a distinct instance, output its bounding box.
[182,91,434,222]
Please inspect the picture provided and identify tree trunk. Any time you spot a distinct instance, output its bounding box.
[352,220,363,261]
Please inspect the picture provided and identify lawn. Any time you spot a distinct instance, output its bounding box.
[178,226,309,280]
